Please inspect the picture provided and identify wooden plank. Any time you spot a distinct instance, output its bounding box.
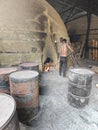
[91,66,98,74]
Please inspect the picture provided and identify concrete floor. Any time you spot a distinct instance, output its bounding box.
[19,63,98,130]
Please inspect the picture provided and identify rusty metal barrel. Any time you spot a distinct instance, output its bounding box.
[19,62,39,72]
[0,67,17,94]
[9,70,39,125]
[68,68,94,108]
[0,93,20,130]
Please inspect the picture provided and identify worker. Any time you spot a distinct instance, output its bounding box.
[59,38,73,77]
[44,57,53,72]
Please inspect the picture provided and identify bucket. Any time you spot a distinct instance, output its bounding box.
[0,93,20,130]
[68,68,94,108]
[0,67,17,94]
[19,62,39,72]
[9,70,39,125]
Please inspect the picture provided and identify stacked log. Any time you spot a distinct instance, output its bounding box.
[89,40,98,61]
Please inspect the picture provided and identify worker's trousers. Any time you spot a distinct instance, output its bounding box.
[59,56,67,77]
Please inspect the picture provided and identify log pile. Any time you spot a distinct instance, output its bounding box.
[91,66,98,74]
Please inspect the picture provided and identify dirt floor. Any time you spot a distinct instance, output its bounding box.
[19,60,98,130]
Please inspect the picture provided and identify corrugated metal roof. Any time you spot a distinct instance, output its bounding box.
[46,0,98,23]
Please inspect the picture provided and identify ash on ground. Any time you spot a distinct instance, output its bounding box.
[20,69,98,130]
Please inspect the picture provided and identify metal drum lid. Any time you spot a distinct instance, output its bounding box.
[69,68,94,75]
[0,93,16,129]
[0,67,17,75]
[20,62,39,68]
[68,68,94,84]
[9,70,39,81]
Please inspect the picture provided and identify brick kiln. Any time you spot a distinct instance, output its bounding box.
[0,0,69,71]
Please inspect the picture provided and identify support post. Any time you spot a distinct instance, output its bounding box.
[84,12,92,58]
